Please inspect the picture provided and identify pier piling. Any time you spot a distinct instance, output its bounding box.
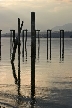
[60,30,61,60]
[31,12,36,100]
[47,30,52,60]
[18,18,21,95]
[50,30,52,60]
[22,30,24,62]
[60,30,64,61]
[47,30,48,60]
[62,30,64,60]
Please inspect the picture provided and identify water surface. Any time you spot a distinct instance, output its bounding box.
[0,38,72,108]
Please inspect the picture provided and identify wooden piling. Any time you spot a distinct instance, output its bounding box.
[50,30,51,60]
[24,29,28,50]
[62,30,64,59]
[10,30,13,59]
[38,30,40,47]
[38,30,40,60]
[18,18,20,95]
[35,30,36,59]
[63,30,64,58]
[22,30,24,61]
[0,30,2,60]
[47,30,48,60]
[13,30,15,44]
[60,30,61,60]
[31,12,35,100]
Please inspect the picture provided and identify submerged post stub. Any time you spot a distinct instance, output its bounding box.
[31,12,36,100]
[0,30,2,60]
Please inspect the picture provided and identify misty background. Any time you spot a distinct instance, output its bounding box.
[0,0,72,33]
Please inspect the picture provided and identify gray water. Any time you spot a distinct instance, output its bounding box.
[0,38,72,108]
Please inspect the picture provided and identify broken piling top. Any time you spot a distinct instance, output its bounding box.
[0,30,2,32]
[47,29,52,31]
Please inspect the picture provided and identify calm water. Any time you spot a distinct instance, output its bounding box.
[0,38,72,108]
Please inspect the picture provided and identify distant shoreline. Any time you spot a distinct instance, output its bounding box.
[1,36,72,38]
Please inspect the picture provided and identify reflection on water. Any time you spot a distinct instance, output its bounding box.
[0,38,72,107]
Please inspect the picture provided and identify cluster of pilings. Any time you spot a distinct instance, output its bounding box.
[0,12,65,106]
[0,30,65,62]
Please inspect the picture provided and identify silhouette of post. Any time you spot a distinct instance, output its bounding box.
[26,29,28,42]
[38,30,40,60]
[24,29,28,50]
[13,30,15,44]
[18,18,21,95]
[62,30,64,59]
[10,30,12,59]
[60,30,61,60]
[22,30,24,62]
[25,29,28,61]
[50,30,52,60]
[60,30,64,60]
[35,30,40,60]
[31,12,35,100]
[35,30,36,59]
[10,29,18,85]
[0,30,2,60]
[38,30,40,46]
[47,30,48,60]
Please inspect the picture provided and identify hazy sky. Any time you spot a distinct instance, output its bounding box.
[0,0,72,33]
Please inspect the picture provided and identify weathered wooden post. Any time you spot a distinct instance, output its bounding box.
[35,30,36,59]
[13,30,15,44]
[26,29,28,42]
[35,30,40,60]
[0,30,2,60]
[22,30,24,62]
[31,12,36,100]
[38,30,40,60]
[10,30,12,59]
[18,18,21,95]
[60,30,61,60]
[18,18,23,95]
[60,30,64,61]
[18,19,24,95]
[47,30,48,60]
[62,30,64,60]
[38,30,40,47]
[50,30,52,60]
[25,29,28,61]
[25,29,28,50]
[10,30,15,59]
